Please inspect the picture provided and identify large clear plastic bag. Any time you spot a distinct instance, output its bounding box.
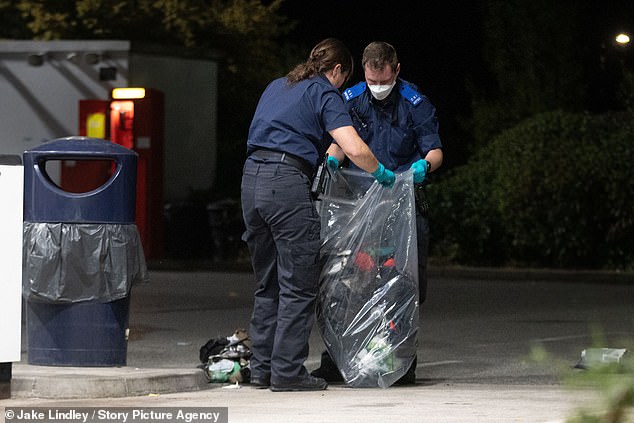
[316,168,418,388]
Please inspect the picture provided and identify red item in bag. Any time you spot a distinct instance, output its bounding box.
[354,251,375,272]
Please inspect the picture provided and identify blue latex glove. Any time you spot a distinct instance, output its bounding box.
[371,162,395,188]
[410,159,429,184]
[327,156,340,173]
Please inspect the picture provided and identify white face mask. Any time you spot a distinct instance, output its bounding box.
[368,81,396,100]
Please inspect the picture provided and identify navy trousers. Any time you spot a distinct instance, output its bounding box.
[241,157,321,384]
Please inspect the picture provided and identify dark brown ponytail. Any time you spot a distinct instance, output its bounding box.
[286,38,353,85]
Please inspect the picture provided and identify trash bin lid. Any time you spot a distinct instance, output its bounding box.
[23,137,138,224]
[25,137,136,158]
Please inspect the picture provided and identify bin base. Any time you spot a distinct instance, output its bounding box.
[0,362,10,399]
[27,297,129,367]
[0,382,8,399]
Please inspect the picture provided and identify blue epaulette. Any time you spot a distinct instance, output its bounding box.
[399,83,423,106]
[342,82,366,102]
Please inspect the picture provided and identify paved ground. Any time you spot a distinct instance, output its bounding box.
[2,266,632,423]
[3,383,600,423]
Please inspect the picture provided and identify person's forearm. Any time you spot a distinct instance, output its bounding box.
[329,126,379,173]
[341,140,379,173]
[326,143,346,163]
[424,148,443,172]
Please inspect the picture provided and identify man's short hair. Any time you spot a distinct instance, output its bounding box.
[362,42,398,72]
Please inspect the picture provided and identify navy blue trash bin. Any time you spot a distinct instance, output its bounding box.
[23,137,137,224]
[23,137,141,367]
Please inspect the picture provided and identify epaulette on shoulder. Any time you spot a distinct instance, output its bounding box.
[342,82,366,102]
[399,82,423,106]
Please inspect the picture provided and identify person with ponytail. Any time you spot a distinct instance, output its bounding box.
[241,38,394,392]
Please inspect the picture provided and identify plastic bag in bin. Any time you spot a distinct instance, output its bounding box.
[316,168,418,388]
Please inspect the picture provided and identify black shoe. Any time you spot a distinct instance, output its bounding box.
[249,375,270,389]
[310,351,344,382]
[310,365,344,382]
[394,356,417,385]
[270,375,328,392]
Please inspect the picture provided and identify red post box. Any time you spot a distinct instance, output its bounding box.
[110,88,164,259]
[71,89,165,259]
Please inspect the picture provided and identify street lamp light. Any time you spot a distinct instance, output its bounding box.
[615,33,630,46]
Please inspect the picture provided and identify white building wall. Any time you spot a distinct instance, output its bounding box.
[130,53,218,200]
[0,40,130,175]
[0,40,218,201]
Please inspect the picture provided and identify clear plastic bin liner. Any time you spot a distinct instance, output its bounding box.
[316,168,419,388]
[23,222,149,303]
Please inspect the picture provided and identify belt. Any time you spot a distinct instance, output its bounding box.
[251,149,314,179]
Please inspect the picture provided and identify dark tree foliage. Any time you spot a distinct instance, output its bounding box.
[428,109,634,270]
[467,0,634,146]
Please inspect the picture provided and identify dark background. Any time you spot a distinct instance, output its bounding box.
[278,1,634,167]
[278,1,484,166]
[279,2,483,98]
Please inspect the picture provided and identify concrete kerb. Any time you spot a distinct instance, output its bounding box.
[10,364,213,399]
[428,265,634,284]
[144,258,634,284]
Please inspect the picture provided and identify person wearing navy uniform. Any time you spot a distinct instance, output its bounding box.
[316,41,443,384]
[241,38,395,392]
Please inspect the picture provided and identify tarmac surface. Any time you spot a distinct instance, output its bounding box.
[2,265,633,423]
